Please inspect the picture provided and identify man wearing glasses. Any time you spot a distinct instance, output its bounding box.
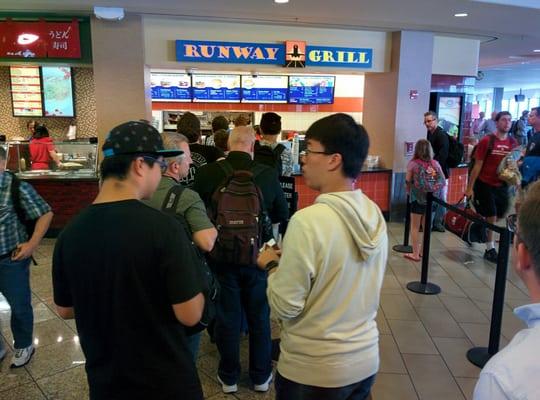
[52,121,206,400]
[525,107,540,156]
[474,181,540,399]
[258,114,388,399]
[424,111,450,232]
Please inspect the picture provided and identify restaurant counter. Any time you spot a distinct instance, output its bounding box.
[293,167,392,220]
[17,173,99,236]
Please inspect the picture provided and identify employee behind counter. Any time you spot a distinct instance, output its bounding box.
[29,124,62,170]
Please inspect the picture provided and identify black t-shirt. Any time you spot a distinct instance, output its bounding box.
[52,200,204,400]
[180,143,224,187]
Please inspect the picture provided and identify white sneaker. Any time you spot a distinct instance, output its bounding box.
[217,375,238,394]
[254,373,273,392]
[10,345,35,368]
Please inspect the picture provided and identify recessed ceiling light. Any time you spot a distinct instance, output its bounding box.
[274,0,289,3]
[454,13,468,17]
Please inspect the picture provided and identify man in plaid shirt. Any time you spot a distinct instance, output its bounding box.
[0,146,53,367]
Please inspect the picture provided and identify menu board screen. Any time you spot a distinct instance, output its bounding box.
[151,73,192,102]
[42,67,75,117]
[241,75,288,103]
[10,66,43,117]
[288,76,335,104]
[192,74,241,103]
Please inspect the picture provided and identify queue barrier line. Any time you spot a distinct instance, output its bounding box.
[392,195,413,254]
[404,192,511,369]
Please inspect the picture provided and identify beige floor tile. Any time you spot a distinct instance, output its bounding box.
[460,286,494,302]
[500,311,526,341]
[403,354,465,400]
[459,323,508,349]
[379,334,407,374]
[0,357,34,392]
[431,277,468,298]
[25,339,85,380]
[199,370,223,398]
[197,351,220,378]
[2,318,75,349]
[416,307,466,338]
[376,312,391,335]
[370,373,418,400]
[504,282,528,300]
[432,337,481,378]
[37,365,89,400]
[0,382,46,399]
[405,290,446,309]
[382,274,402,290]
[440,297,489,324]
[455,377,478,400]
[439,266,487,289]
[206,393,238,400]
[380,294,419,321]
[387,320,438,355]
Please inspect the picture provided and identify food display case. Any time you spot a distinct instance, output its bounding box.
[5,141,98,178]
[3,140,99,236]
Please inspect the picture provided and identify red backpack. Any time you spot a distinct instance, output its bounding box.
[208,160,267,266]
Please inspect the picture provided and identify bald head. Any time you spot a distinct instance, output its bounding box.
[228,126,255,154]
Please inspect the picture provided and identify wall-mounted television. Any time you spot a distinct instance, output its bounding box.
[151,72,192,102]
[241,75,288,103]
[192,74,241,103]
[10,66,43,117]
[288,75,335,104]
[429,92,465,140]
[42,66,75,117]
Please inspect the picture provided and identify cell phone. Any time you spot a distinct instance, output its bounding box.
[260,238,280,252]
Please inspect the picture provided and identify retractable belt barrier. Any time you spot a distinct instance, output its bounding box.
[392,195,413,254]
[405,192,512,368]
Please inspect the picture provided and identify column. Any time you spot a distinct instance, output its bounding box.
[492,87,504,113]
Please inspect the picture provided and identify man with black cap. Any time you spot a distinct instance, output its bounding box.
[254,112,293,177]
[52,121,205,400]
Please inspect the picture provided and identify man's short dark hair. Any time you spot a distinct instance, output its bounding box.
[0,146,6,160]
[518,181,540,279]
[33,124,50,139]
[177,112,201,143]
[305,113,369,179]
[213,129,229,153]
[100,154,156,181]
[260,112,282,135]
[212,116,229,133]
[495,111,512,121]
[424,111,438,120]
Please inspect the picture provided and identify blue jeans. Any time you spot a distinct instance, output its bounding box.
[214,264,271,386]
[0,255,33,349]
[433,181,449,227]
[275,372,376,400]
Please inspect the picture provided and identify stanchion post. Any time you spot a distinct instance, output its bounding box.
[467,228,511,368]
[393,195,413,253]
[406,192,441,295]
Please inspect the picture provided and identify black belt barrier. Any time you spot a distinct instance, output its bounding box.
[392,195,413,253]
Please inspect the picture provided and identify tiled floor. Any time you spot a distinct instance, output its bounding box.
[0,223,529,399]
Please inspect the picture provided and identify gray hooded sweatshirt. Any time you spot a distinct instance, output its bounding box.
[267,189,388,387]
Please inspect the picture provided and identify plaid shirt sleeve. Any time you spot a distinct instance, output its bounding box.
[280,147,294,177]
[19,181,52,220]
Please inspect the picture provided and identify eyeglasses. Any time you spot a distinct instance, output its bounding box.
[141,156,168,173]
[299,149,334,158]
[424,119,437,124]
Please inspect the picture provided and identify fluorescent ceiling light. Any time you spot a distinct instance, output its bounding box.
[534,49,540,53]
[454,12,468,17]
[274,0,289,3]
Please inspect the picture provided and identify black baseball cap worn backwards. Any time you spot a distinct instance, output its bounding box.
[102,121,183,158]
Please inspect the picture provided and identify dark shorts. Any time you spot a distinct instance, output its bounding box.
[410,200,426,215]
[473,179,510,218]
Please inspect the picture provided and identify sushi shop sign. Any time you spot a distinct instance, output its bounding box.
[176,40,372,69]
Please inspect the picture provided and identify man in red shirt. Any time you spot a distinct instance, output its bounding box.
[466,111,517,263]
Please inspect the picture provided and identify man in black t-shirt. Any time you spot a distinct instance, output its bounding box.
[177,112,224,187]
[52,121,205,400]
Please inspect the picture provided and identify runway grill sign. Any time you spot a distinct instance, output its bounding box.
[176,40,372,69]
[0,19,81,59]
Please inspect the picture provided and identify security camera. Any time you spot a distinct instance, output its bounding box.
[252,72,259,78]
[186,68,195,76]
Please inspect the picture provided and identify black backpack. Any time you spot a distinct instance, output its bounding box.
[468,134,496,177]
[446,134,464,168]
[208,160,271,267]
[161,184,219,336]
[254,141,286,176]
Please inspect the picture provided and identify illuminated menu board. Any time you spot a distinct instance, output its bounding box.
[151,72,192,102]
[10,66,43,117]
[241,75,288,103]
[192,74,241,103]
[42,67,75,117]
[288,75,335,104]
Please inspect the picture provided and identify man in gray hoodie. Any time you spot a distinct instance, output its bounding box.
[258,113,388,399]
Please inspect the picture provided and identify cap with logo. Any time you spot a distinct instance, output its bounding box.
[102,121,183,158]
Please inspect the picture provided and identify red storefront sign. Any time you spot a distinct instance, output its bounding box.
[0,19,81,59]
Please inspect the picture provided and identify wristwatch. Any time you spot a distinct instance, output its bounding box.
[265,260,279,272]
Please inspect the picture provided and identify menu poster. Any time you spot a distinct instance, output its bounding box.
[151,72,192,102]
[241,75,288,103]
[288,75,335,104]
[10,66,43,117]
[42,66,75,117]
[192,74,241,103]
